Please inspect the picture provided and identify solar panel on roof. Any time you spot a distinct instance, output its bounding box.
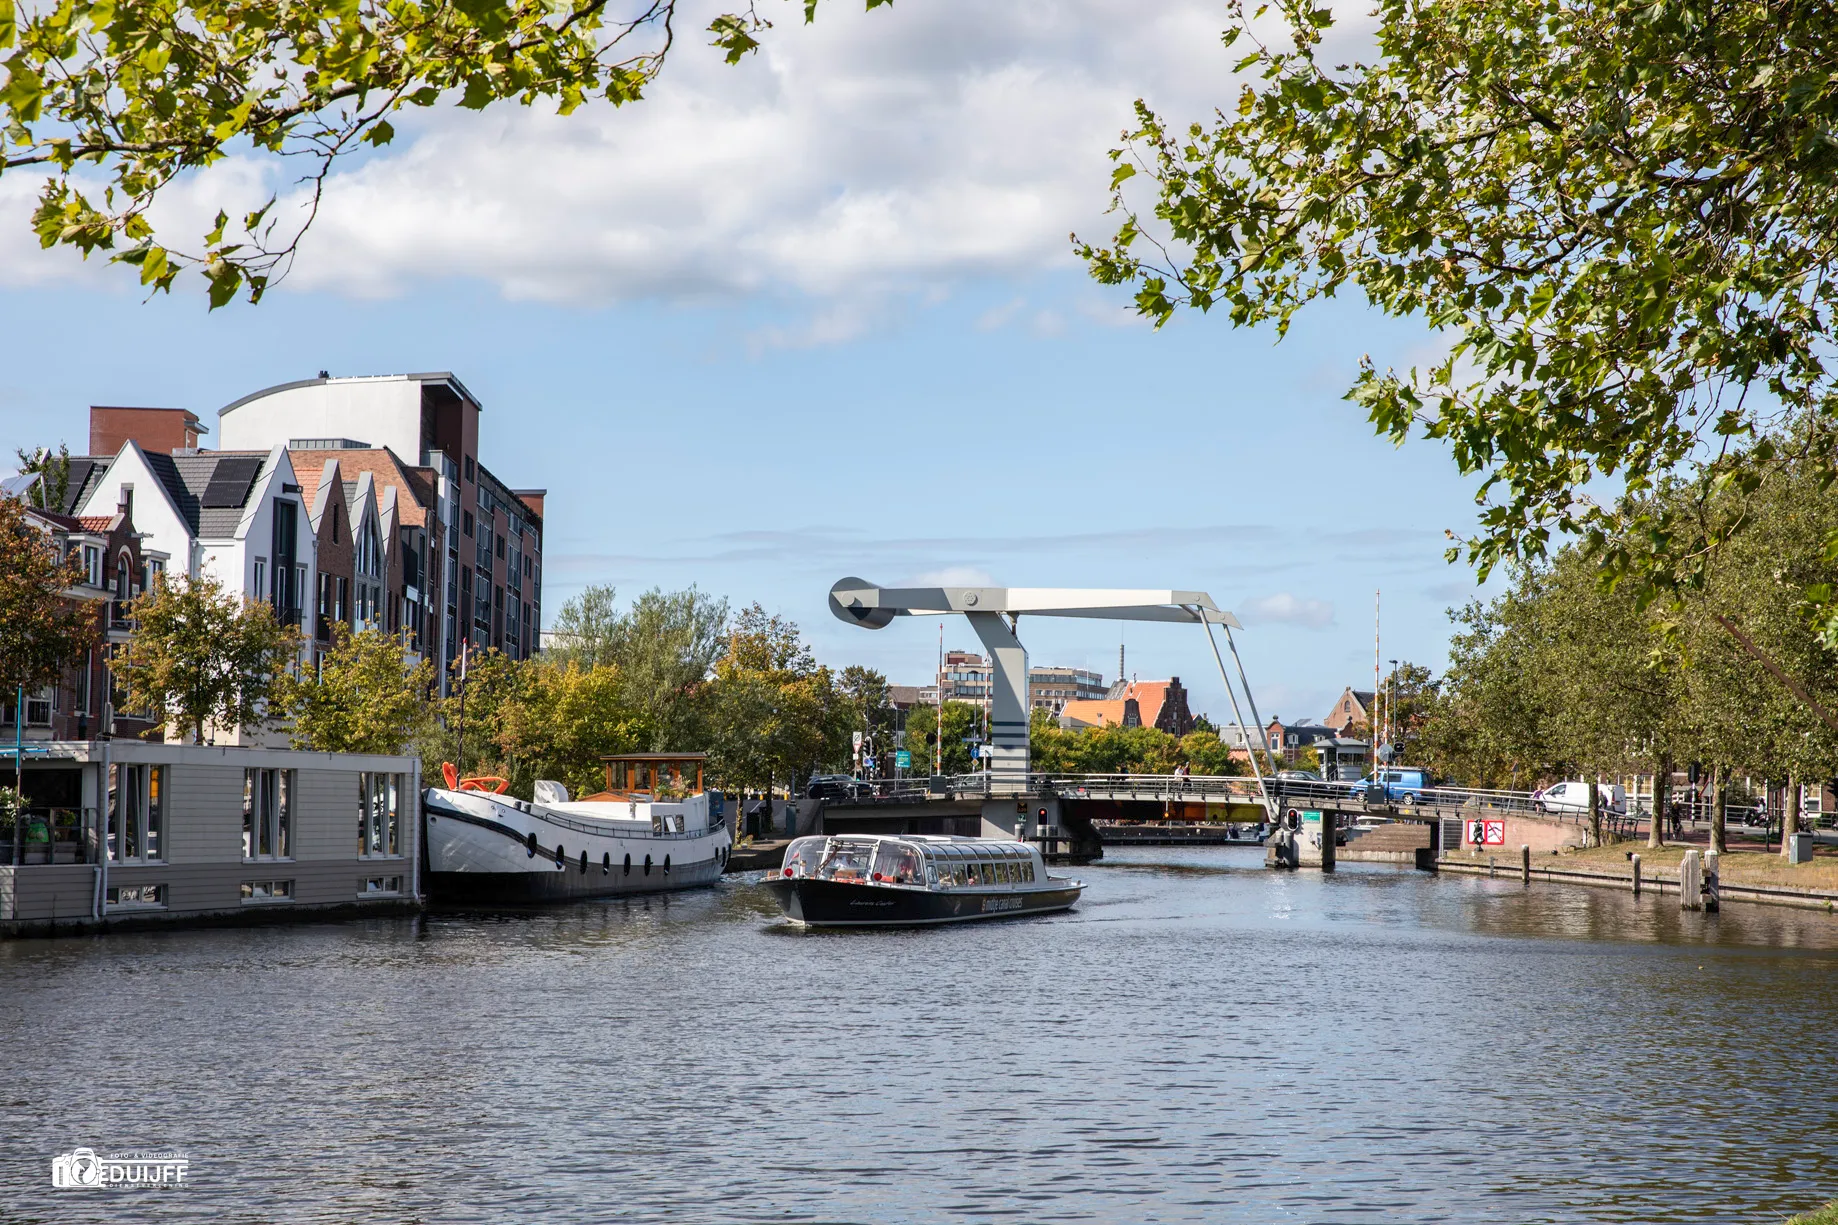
[199,457,264,508]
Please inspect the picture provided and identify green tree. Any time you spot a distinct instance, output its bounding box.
[116,572,299,744]
[13,446,71,511]
[280,624,434,755]
[544,583,622,671]
[705,604,843,794]
[492,661,647,798]
[606,586,729,752]
[836,664,896,763]
[0,495,99,698]
[0,1,890,304]
[906,701,981,776]
[1083,0,1838,691]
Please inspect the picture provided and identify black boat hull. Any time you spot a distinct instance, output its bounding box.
[763,877,1082,926]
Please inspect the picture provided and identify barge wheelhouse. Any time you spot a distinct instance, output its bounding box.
[762,834,1083,927]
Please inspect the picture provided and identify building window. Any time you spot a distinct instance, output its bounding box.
[240,879,294,903]
[359,772,403,857]
[107,763,165,862]
[253,556,267,601]
[242,768,294,860]
[82,544,102,586]
[360,875,403,896]
[464,455,474,482]
[462,510,473,537]
[106,884,166,909]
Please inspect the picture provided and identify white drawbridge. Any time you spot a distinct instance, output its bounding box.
[828,579,1277,819]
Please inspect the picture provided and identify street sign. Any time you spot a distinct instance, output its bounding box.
[1466,818,1506,846]
[852,731,863,750]
[895,750,912,769]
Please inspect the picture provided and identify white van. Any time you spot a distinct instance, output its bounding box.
[1533,781,1626,815]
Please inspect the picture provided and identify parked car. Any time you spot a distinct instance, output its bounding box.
[805,774,864,802]
[1532,780,1626,815]
[1346,768,1436,805]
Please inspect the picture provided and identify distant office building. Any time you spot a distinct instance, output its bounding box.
[936,650,992,707]
[1027,666,1106,715]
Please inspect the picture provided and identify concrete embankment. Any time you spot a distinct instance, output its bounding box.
[1435,850,1838,913]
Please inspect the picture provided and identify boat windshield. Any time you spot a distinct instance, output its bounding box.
[873,843,923,885]
[781,837,827,877]
[815,840,877,882]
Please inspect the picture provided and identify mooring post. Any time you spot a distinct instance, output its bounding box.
[1632,853,1641,897]
[1680,849,1703,911]
[1704,849,1720,913]
[1521,844,1531,885]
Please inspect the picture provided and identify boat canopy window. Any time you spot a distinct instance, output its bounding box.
[872,843,923,885]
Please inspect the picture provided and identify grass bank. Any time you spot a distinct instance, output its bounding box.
[1787,1203,1838,1224]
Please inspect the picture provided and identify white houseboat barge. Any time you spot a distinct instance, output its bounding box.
[423,752,730,904]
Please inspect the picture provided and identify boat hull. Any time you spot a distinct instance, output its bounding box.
[424,788,728,906]
[763,877,1082,927]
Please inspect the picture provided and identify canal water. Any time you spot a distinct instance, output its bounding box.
[4,846,1838,1224]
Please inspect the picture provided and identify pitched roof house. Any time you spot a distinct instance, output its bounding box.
[1060,678,1194,736]
[1325,688,1376,735]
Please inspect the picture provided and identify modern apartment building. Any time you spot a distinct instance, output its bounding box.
[215,372,544,686]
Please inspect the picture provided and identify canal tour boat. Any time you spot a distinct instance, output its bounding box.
[762,834,1084,927]
[423,752,731,904]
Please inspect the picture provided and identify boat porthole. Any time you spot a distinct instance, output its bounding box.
[580,849,589,875]
[555,844,566,869]
[603,852,612,876]
[663,854,671,875]
[525,832,537,858]
[644,854,652,876]
[623,853,631,876]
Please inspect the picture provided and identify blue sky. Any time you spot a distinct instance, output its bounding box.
[0,0,1500,728]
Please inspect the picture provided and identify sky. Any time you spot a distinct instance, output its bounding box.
[0,0,1503,729]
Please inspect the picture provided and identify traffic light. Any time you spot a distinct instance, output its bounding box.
[926,732,937,746]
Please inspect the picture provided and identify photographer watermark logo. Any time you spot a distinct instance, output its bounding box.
[51,1147,189,1189]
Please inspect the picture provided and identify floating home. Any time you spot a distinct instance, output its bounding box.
[1,742,421,937]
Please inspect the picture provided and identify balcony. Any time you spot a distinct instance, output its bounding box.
[1,807,99,865]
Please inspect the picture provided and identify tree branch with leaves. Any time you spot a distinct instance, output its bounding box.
[0,0,891,305]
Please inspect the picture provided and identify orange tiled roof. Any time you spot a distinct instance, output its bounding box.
[76,514,115,532]
[1113,680,1175,728]
[1061,698,1131,728]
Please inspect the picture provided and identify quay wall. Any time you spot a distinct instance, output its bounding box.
[1461,812,1589,855]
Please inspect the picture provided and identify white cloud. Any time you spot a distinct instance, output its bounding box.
[0,0,1264,311]
[1243,593,1336,629]
[905,566,997,587]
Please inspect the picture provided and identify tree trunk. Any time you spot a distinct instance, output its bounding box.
[1649,761,1669,849]
[1710,763,1726,855]
[1782,775,1801,861]
[1587,777,1602,847]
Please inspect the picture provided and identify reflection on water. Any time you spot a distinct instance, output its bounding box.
[4,846,1837,1224]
